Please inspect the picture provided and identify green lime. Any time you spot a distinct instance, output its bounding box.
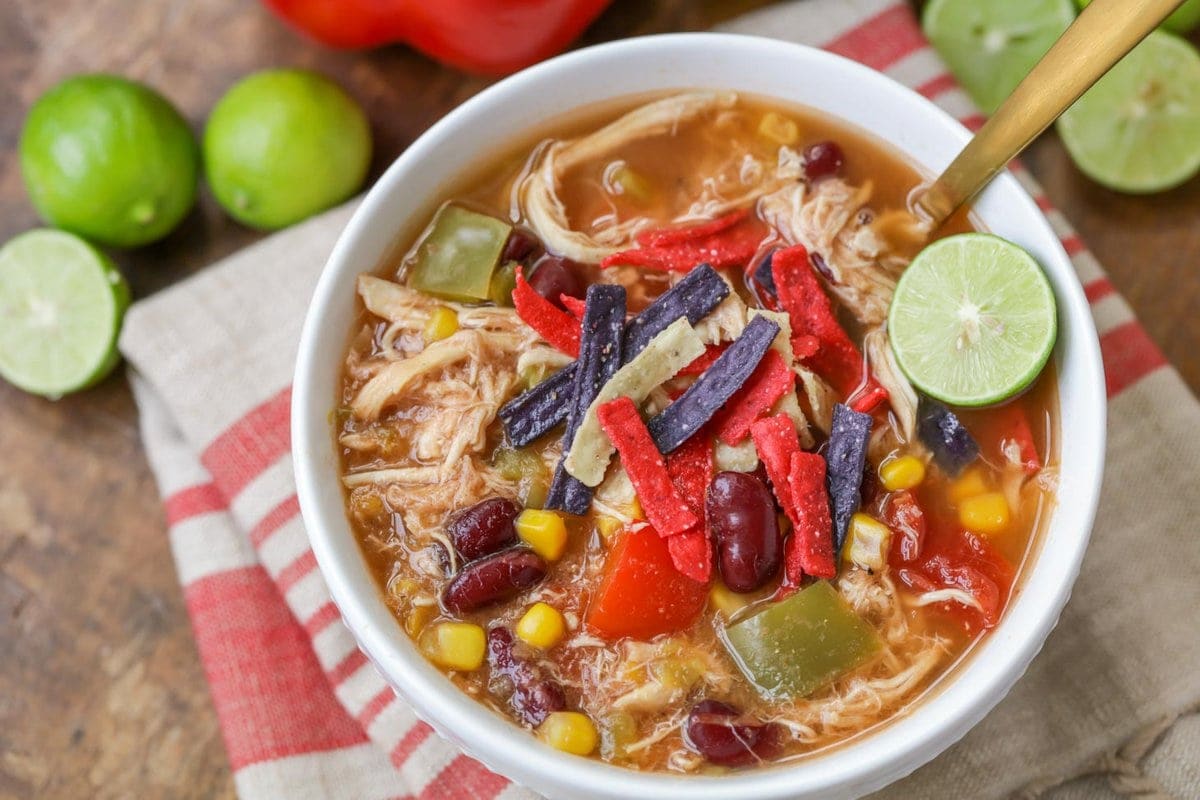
[0,229,131,398]
[1057,32,1200,193]
[19,75,199,248]
[888,234,1057,407]
[1076,0,1200,34]
[923,0,1076,114]
[203,69,371,230]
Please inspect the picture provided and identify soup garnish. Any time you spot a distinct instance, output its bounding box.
[337,91,1058,771]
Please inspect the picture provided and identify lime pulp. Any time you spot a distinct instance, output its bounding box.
[1057,31,1200,194]
[922,0,1076,114]
[888,233,1057,407]
[0,230,130,398]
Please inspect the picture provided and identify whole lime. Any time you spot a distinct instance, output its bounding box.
[19,75,200,248]
[1076,0,1200,33]
[203,69,372,230]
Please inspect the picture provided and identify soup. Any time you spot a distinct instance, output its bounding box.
[336,92,1057,771]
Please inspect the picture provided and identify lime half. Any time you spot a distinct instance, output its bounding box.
[923,0,1076,114]
[1057,32,1200,194]
[889,234,1057,407]
[0,230,131,398]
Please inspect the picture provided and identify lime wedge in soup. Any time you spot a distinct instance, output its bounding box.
[888,233,1057,408]
[0,229,131,398]
[1057,31,1200,194]
[922,0,1076,114]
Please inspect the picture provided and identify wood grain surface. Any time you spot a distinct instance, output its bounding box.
[1,2,1197,798]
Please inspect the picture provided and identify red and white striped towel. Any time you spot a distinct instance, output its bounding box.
[119,1,1200,797]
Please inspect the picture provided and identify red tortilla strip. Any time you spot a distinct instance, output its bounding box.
[512,265,580,357]
[666,529,712,584]
[677,342,729,376]
[786,452,837,582]
[770,244,887,404]
[750,413,802,515]
[714,350,795,446]
[601,212,766,272]
[664,435,714,583]
[597,396,699,538]
[559,293,586,320]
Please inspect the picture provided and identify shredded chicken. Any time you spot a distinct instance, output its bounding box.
[520,91,751,263]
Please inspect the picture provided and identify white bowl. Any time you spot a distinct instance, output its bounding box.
[293,33,1106,800]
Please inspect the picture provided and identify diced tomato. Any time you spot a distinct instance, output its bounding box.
[586,526,710,640]
[896,523,1014,632]
[979,403,1042,475]
[882,490,927,564]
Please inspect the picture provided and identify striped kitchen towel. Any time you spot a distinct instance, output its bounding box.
[118,0,1200,797]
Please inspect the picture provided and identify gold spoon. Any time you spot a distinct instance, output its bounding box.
[915,0,1188,228]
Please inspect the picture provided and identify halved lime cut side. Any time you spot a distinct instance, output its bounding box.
[888,233,1057,407]
[1057,31,1200,194]
[923,0,1076,114]
[0,229,131,398]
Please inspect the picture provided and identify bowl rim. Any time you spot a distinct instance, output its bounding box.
[293,32,1106,800]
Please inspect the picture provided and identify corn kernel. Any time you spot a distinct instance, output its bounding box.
[958,492,1011,535]
[879,455,926,492]
[516,602,566,650]
[949,467,990,503]
[515,509,568,561]
[404,604,436,638]
[423,306,459,343]
[595,515,623,540]
[708,581,748,619]
[654,656,705,690]
[538,711,599,756]
[422,622,485,671]
[608,164,653,203]
[757,112,800,145]
[628,496,644,521]
[843,512,892,571]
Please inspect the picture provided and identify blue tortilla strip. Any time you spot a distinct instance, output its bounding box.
[545,284,626,514]
[499,264,729,446]
[753,249,777,298]
[647,314,780,455]
[917,397,980,477]
[826,403,873,553]
[621,264,730,358]
[497,367,575,447]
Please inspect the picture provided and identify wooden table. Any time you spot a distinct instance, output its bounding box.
[2,2,1198,797]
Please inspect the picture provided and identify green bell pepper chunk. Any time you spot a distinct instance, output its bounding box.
[408,204,511,301]
[720,580,881,699]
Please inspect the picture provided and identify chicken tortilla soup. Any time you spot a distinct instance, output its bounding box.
[335,92,1058,771]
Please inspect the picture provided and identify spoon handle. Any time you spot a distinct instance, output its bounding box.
[917,0,1186,226]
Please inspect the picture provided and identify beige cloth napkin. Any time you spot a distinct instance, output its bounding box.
[118,0,1200,797]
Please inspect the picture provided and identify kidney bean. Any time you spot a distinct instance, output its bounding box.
[528,255,586,311]
[487,627,565,726]
[447,497,520,562]
[442,549,547,613]
[503,229,540,263]
[706,472,782,593]
[684,700,780,766]
[802,140,845,181]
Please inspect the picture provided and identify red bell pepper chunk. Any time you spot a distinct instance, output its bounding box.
[262,0,613,75]
[664,434,715,583]
[678,342,729,376]
[785,452,837,582]
[600,210,766,272]
[597,396,699,537]
[587,525,709,640]
[770,244,887,404]
[559,293,586,321]
[714,349,795,446]
[512,265,580,357]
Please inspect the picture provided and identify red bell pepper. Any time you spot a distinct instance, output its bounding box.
[586,525,709,640]
[262,0,612,75]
